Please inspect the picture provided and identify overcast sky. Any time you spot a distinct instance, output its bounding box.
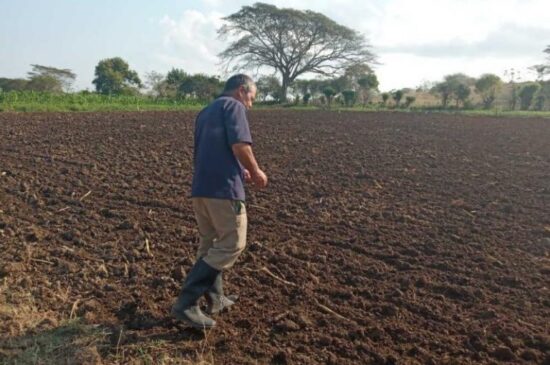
[1,0,549,91]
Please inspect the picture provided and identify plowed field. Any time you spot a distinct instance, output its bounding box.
[1,111,549,364]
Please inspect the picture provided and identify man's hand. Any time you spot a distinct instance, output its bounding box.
[232,143,268,189]
[243,169,252,183]
[250,168,268,188]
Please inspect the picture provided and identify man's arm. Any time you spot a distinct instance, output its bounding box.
[232,143,268,188]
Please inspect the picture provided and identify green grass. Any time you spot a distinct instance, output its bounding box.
[0,91,206,112]
[1,102,205,112]
[0,320,109,365]
[2,91,550,117]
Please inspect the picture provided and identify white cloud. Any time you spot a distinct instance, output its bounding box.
[367,0,550,48]
[158,10,226,75]
[377,53,541,90]
[377,24,550,58]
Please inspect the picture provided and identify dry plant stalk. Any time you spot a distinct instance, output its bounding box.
[144,238,152,256]
[273,311,290,322]
[30,258,55,265]
[98,264,109,277]
[79,190,92,201]
[69,299,80,319]
[249,204,269,211]
[314,300,352,322]
[115,327,124,359]
[247,266,297,287]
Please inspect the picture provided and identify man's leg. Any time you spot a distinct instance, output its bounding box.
[171,258,219,328]
[192,199,237,314]
[172,199,247,327]
[205,272,239,315]
[193,198,217,260]
[171,198,220,328]
[203,199,247,314]
[202,199,247,270]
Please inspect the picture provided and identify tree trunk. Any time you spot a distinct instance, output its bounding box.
[280,74,290,103]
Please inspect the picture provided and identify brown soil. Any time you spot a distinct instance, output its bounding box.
[0,110,549,364]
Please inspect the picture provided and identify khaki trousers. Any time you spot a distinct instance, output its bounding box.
[192,198,247,271]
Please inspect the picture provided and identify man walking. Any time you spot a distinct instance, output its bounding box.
[171,74,268,328]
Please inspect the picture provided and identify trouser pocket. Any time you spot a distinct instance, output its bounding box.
[232,200,245,215]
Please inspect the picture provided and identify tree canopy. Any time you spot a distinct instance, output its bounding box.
[0,78,28,92]
[165,68,188,88]
[92,57,142,95]
[257,75,282,102]
[163,69,223,100]
[0,65,76,93]
[392,90,404,106]
[475,74,502,109]
[434,73,474,108]
[518,83,541,110]
[218,2,375,101]
[145,71,167,97]
[179,74,223,100]
[28,64,76,92]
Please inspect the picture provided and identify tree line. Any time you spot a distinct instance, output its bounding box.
[429,66,550,111]
[1,2,549,111]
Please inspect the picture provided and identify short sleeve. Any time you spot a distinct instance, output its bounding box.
[224,100,253,146]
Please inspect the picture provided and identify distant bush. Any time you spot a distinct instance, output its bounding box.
[518,83,541,110]
[341,90,357,107]
[392,90,404,107]
[303,93,312,105]
[381,93,390,106]
[322,87,336,107]
[404,96,416,108]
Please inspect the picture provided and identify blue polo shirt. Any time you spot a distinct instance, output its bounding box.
[191,96,252,201]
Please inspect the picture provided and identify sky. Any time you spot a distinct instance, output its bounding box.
[1,0,549,91]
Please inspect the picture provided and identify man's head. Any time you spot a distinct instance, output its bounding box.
[223,74,257,109]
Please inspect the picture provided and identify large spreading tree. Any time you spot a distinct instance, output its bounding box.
[218,3,375,101]
[27,64,76,92]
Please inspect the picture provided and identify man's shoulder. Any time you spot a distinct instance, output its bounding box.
[202,96,240,112]
[198,97,226,117]
[197,97,246,126]
[217,96,243,109]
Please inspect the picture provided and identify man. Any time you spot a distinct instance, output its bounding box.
[171,74,268,328]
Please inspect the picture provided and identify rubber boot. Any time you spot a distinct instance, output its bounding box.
[171,258,219,328]
[205,272,238,315]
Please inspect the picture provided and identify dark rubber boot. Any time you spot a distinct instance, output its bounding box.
[171,258,219,328]
[205,272,238,315]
